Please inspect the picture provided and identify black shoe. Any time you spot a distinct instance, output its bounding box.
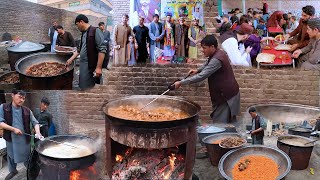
[5,170,18,180]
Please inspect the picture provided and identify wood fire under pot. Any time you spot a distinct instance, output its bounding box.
[103,95,201,180]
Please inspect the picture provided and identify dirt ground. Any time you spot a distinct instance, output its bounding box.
[0,136,319,180]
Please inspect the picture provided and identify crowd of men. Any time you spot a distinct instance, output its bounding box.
[214,0,320,70]
[113,13,205,65]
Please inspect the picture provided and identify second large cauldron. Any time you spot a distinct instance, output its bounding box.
[103,95,201,179]
[27,135,98,180]
[6,41,45,70]
[15,52,75,90]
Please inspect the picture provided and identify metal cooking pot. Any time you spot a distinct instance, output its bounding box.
[103,95,201,128]
[0,71,20,90]
[288,127,312,137]
[27,135,97,180]
[35,135,97,158]
[248,103,320,124]
[277,135,315,170]
[6,41,45,70]
[219,145,291,180]
[15,52,75,90]
[202,133,245,166]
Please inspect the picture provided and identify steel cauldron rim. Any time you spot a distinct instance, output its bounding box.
[102,95,201,124]
[35,134,97,160]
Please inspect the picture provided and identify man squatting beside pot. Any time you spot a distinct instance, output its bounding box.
[0,90,43,180]
[66,14,106,90]
[170,35,240,126]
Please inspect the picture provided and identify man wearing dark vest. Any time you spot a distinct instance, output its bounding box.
[66,14,106,90]
[170,35,240,124]
[0,90,42,180]
[248,107,266,145]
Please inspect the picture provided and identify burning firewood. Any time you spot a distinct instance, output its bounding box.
[119,166,146,180]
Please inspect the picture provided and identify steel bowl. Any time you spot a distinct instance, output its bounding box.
[54,46,76,55]
[197,125,226,145]
[219,145,291,180]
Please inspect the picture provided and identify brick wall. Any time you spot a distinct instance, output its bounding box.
[0,0,105,65]
[26,90,69,134]
[30,65,319,128]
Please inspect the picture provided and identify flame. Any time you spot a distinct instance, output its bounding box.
[169,153,176,170]
[115,154,123,162]
[70,171,81,180]
[70,164,97,180]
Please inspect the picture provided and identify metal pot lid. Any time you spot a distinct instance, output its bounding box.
[6,41,45,53]
[197,125,226,134]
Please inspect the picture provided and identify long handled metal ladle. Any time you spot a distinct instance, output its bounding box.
[24,133,80,149]
[304,139,318,145]
[139,73,192,111]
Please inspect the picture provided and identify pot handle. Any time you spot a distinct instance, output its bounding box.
[100,99,109,111]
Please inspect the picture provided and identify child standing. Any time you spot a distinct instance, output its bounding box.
[126,35,138,66]
[256,18,267,37]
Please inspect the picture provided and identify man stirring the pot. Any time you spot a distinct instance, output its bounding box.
[170,35,240,125]
[0,90,43,180]
[248,107,267,145]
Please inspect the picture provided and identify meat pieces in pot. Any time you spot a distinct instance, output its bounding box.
[26,62,67,77]
[108,105,189,121]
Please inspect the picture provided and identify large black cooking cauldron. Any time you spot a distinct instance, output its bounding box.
[277,135,315,170]
[0,71,20,90]
[27,135,97,180]
[15,52,75,90]
[103,95,201,128]
[6,41,45,70]
[288,127,312,137]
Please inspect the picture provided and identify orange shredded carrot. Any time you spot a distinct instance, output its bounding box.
[212,139,222,144]
[232,155,279,180]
